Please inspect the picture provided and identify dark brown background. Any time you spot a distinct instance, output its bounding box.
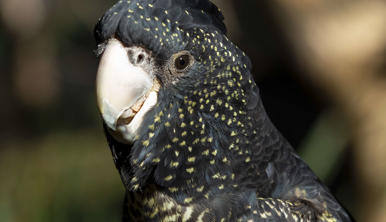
[1,0,385,221]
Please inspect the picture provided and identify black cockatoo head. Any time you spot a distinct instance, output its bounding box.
[95,0,261,192]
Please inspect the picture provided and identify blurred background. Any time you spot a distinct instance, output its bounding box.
[0,0,385,221]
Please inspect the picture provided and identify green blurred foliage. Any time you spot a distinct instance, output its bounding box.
[299,111,349,182]
[0,130,123,222]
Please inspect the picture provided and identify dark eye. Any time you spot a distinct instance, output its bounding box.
[175,54,191,70]
[169,51,194,75]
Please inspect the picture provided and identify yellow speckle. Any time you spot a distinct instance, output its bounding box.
[245,157,251,163]
[145,197,155,207]
[197,186,204,192]
[168,187,179,192]
[218,184,224,190]
[152,158,161,163]
[179,141,186,147]
[193,138,200,145]
[170,161,179,168]
[163,214,177,222]
[202,149,209,156]
[143,140,150,146]
[197,208,209,222]
[212,173,220,179]
[188,156,196,163]
[193,138,199,145]
[186,167,194,174]
[164,175,173,181]
[182,206,194,222]
[184,197,193,204]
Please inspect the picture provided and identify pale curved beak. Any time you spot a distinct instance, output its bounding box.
[96,38,156,141]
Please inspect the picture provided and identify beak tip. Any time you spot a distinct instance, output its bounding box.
[99,99,119,131]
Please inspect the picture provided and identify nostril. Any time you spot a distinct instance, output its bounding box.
[137,54,145,64]
[127,49,134,58]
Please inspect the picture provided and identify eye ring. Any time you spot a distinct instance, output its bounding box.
[169,51,194,75]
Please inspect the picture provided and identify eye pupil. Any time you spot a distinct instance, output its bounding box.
[178,57,186,66]
[175,55,190,70]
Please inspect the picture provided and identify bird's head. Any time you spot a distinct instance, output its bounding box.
[95,0,261,192]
